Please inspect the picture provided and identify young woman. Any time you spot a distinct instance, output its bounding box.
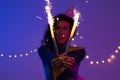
[38,14,86,80]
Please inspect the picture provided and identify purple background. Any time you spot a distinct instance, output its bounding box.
[0,0,120,80]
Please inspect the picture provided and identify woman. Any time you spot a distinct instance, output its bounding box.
[38,14,86,80]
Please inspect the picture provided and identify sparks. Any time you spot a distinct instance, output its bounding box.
[70,9,81,38]
[45,0,54,39]
[44,0,59,55]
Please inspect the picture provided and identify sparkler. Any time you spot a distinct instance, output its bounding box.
[65,8,81,54]
[45,0,59,56]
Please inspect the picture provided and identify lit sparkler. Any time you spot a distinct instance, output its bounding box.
[45,0,59,56]
[65,8,81,54]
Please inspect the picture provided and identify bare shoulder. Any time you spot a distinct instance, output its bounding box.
[68,46,85,52]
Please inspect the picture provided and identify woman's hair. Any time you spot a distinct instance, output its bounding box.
[41,14,74,47]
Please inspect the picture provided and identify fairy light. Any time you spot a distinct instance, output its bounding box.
[107,58,112,63]
[1,54,4,57]
[76,32,79,35]
[111,55,115,59]
[0,45,119,65]
[14,55,17,58]
[102,60,105,63]
[9,55,12,58]
[90,61,94,64]
[20,54,23,57]
[34,49,37,52]
[73,44,77,47]
[25,53,28,56]
[96,61,99,64]
[72,38,74,41]
[118,46,120,50]
[80,36,83,39]
[115,50,119,53]
[85,55,90,59]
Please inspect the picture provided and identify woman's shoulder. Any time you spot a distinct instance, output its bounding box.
[38,45,48,52]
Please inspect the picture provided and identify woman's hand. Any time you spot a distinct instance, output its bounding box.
[51,54,75,68]
[61,54,75,68]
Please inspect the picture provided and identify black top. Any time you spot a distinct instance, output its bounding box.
[38,45,86,80]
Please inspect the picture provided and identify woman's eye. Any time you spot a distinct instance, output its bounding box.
[64,26,68,30]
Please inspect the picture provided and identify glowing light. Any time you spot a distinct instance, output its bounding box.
[85,55,89,59]
[115,50,119,53]
[34,49,37,52]
[0,54,3,57]
[80,36,83,39]
[107,58,112,63]
[118,46,120,50]
[25,53,28,56]
[96,61,99,64]
[20,54,23,57]
[102,60,105,63]
[73,45,77,47]
[111,55,115,59]
[72,38,75,41]
[14,55,17,58]
[90,61,94,64]
[76,32,79,35]
[9,55,12,58]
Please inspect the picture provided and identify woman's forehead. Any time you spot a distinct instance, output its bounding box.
[56,20,70,26]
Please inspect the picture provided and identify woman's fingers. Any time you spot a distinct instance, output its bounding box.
[51,54,75,68]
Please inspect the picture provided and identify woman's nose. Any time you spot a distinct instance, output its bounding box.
[59,29,64,34]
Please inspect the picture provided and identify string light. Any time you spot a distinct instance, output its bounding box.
[102,60,105,63]
[90,61,94,64]
[20,54,23,57]
[1,54,4,57]
[0,48,37,59]
[85,55,90,59]
[84,45,119,65]
[111,55,115,59]
[9,55,12,58]
[96,61,99,64]
[115,50,119,53]
[14,55,17,58]
[118,46,120,50]
[107,58,112,63]
[0,38,119,65]
[72,38,75,41]
[74,29,120,65]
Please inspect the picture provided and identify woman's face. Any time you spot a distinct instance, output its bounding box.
[54,20,71,44]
